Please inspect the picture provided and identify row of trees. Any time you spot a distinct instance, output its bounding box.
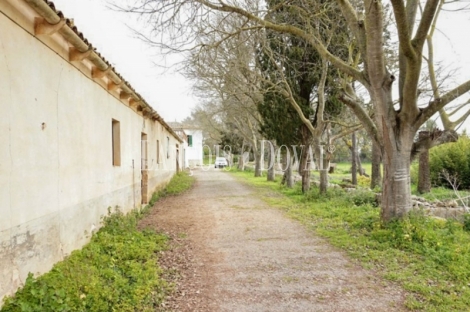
[121,0,470,222]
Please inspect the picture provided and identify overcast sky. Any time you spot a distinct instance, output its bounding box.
[51,0,470,129]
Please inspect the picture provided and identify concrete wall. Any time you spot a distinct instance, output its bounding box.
[0,0,180,302]
[185,129,204,167]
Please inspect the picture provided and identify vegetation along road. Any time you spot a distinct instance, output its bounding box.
[5,168,470,311]
[140,169,407,311]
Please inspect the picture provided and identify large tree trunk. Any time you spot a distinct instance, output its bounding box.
[371,141,382,189]
[380,128,415,221]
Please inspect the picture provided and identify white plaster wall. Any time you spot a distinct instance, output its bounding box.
[0,5,179,302]
[185,129,203,167]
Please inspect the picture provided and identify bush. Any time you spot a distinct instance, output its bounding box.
[464,214,470,232]
[303,186,346,202]
[429,135,470,189]
[350,188,378,207]
[357,175,371,188]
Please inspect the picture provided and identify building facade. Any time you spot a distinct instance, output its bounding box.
[169,123,204,168]
[0,0,182,302]
[185,128,204,168]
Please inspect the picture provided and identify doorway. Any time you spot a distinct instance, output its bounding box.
[141,133,148,204]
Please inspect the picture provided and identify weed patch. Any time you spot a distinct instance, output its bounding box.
[1,171,195,312]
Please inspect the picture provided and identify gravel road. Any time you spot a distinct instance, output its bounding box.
[138,169,407,312]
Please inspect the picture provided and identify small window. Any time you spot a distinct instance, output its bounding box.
[156,140,160,164]
[188,135,193,147]
[167,136,170,159]
[112,119,121,166]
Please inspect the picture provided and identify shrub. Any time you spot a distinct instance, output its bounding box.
[464,214,470,232]
[429,135,470,189]
[356,175,371,188]
[350,188,378,207]
[303,186,346,202]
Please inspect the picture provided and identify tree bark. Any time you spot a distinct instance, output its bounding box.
[319,158,328,194]
[299,146,311,193]
[380,130,415,221]
[417,131,431,193]
[267,142,275,181]
[356,154,366,176]
[238,141,246,171]
[254,148,262,177]
[371,141,382,189]
[299,126,311,193]
[351,132,357,185]
[286,155,294,188]
[313,138,328,194]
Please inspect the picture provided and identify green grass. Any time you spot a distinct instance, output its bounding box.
[1,171,195,312]
[330,162,373,175]
[230,170,470,311]
[155,171,196,198]
[411,184,470,203]
[203,155,212,165]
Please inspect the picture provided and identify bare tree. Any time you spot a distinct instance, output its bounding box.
[120,0,470,221]
[184,15,266,176]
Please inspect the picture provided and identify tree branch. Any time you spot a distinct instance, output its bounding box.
[338,88,378,144]
[412,0,441,50]
[390,0,416,59]
[197,0,366,84]
[410,129,458,161]
[417,79,470,126]
[331,124,363,141]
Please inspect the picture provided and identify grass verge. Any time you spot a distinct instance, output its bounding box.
[230,170,470,311]
[1,171,195,312]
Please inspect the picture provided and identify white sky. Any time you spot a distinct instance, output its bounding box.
[50,0,470,128]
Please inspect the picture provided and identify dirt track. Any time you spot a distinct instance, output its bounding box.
[138,169,407,311]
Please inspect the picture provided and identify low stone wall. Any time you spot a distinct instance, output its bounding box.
[412,195,468,220]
